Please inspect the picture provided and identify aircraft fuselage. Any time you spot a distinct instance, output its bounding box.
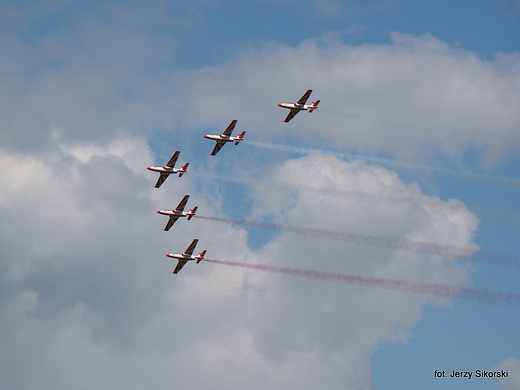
[167,253,195,260]
[147,166,181,173]
[204,134,235,141]
[157,210,186,217]
[278,103,310,111]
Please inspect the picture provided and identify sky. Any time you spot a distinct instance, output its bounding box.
[0,1,519,389]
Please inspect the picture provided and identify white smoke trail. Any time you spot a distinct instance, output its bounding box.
[319,108,515,145]
[189,171,520,226]
[242,140,520,187]
[189,171,463,212]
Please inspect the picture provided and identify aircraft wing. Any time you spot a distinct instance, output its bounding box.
[283,109,300,123]
[210,140,227,156]
[172,259,188,274]
[296,89,312,105]
[175,195,190,212]
[183,239,199,256]
[155,172,169,188]
[165,151,180,168]
[221,120,237,137]
[164,215,180,231]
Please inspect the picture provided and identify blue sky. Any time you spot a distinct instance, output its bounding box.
[1,1,519,389]
[171,0,520,65]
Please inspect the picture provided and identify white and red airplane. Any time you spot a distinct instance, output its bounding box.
[147,151,189,188]
[278,89,320,123]
[204,120,246,156]
[167,239,207,274]
[157,195,198,231]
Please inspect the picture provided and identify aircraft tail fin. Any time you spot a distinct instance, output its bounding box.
[309,100,320,112]
[187,206,198,220]
[178,162,189,177]
[196,250,207,263]
[235,131,246,145]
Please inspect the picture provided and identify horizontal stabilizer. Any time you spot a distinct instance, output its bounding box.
[235,131,246,144]
[196,250,207,263]
[178,162,189,177]
[187,206,198,220]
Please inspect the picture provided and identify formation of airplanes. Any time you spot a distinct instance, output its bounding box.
[148,89,319,274]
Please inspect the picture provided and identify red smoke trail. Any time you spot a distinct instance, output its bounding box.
[197,216,520,267]
[190,171,520,227]
[243,141,520,187]
[195,216,520,268]
[203,259,520,306]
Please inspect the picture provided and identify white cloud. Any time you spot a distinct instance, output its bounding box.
[166,32,520,169]
[0,6,509,388]
[0,135,480,389]
[494,357,520,390]
[3,6,518,171]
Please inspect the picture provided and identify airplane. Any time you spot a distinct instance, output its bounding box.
[157,195,198,231]
[166,239,207,274]
[278,89,320,123]
[204,120,246,156]
[147,151,189,188]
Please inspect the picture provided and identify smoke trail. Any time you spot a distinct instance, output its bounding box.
[323,109,427,129]
[471,206,520,226]
[196,216,477,257]
[320,108,514,145]
[189,171,469,216]
[242,141,520,187]
[190,171,520,227]
[203,259,520,306]
[195,216,520,268]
